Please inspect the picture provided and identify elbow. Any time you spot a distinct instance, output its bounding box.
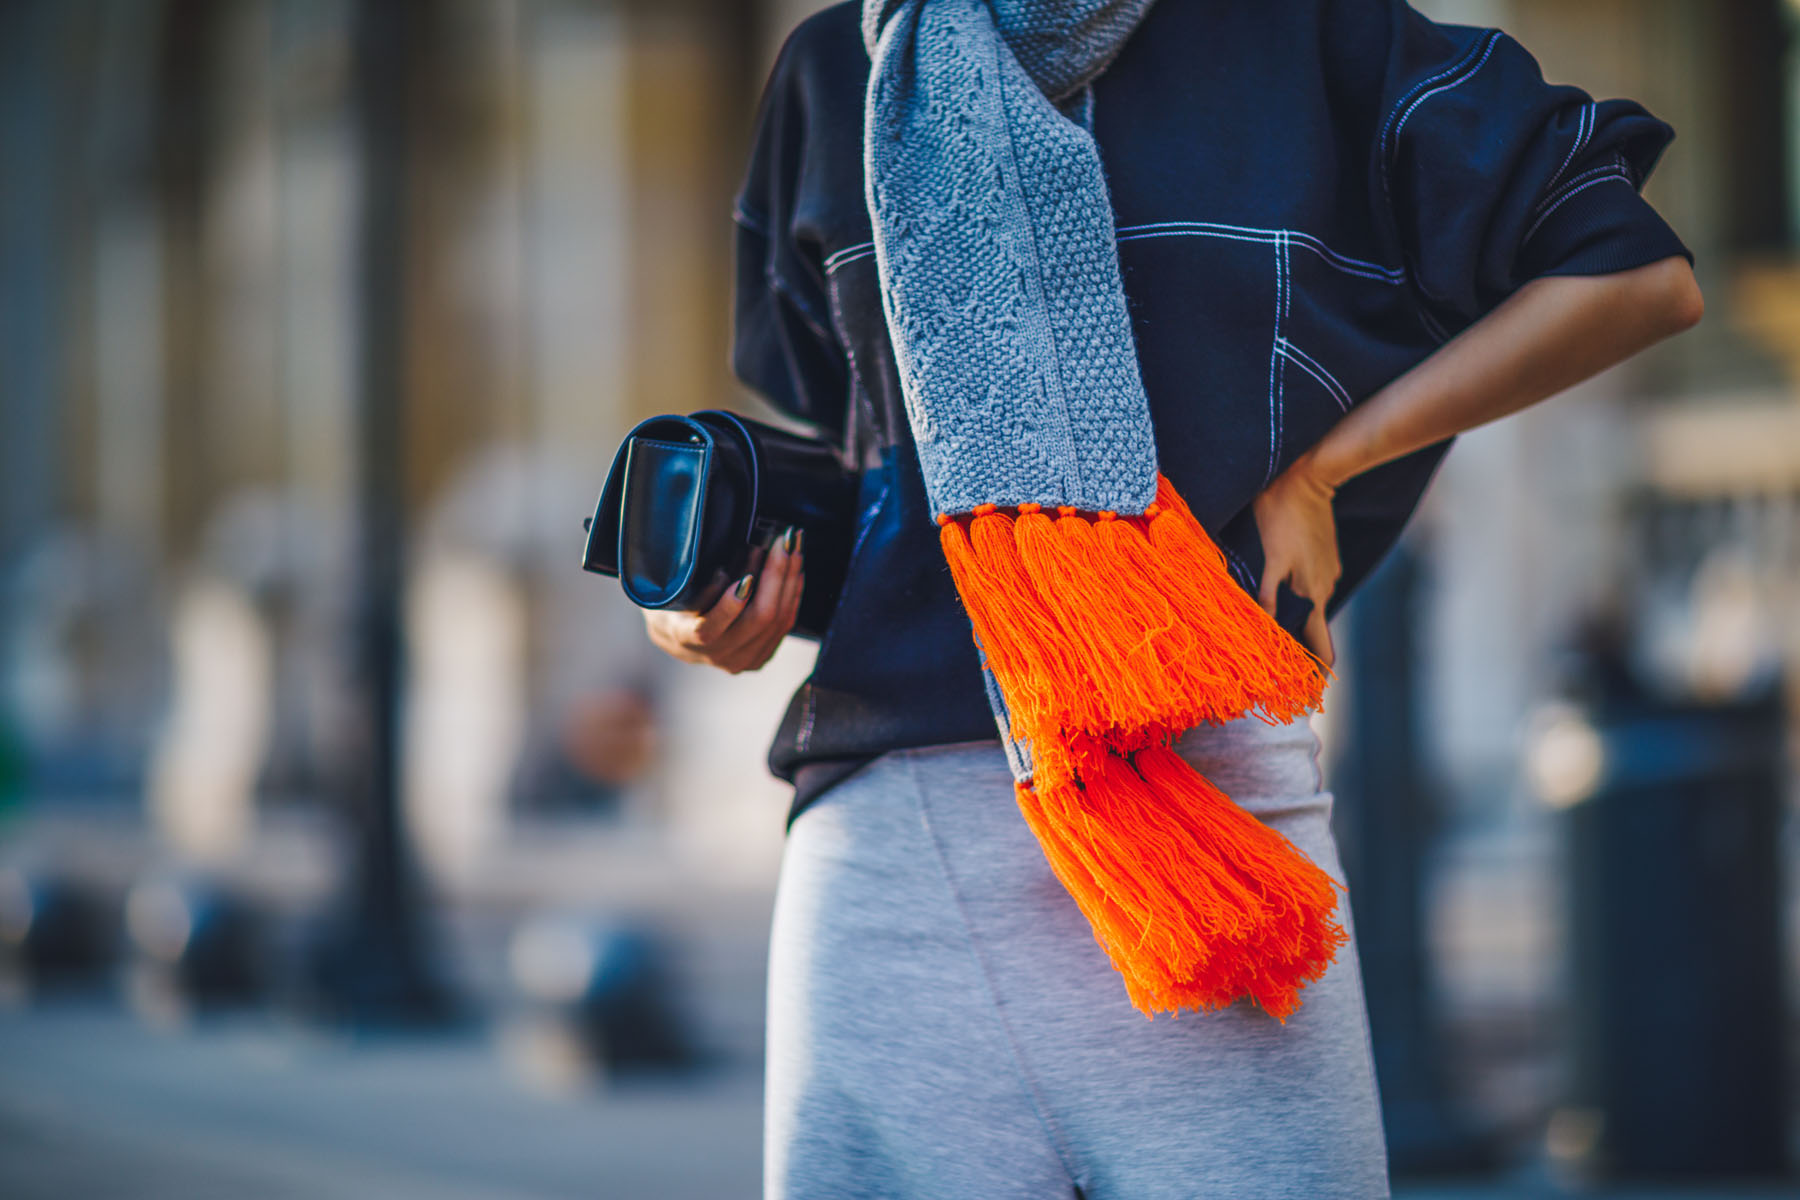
[1647,255,1704,336]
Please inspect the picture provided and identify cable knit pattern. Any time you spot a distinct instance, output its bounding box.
[863,0,1159,517]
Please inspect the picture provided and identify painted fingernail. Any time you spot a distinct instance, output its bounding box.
[792,528,805,556]
[782,526,799,553]
[734,575,753,601]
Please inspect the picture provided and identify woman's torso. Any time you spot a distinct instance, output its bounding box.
[738,0,1683,819]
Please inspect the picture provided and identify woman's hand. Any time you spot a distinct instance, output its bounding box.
[642,527,805,674]
[1251,453,1339,668]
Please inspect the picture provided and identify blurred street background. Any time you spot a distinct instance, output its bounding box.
[2,0,1799,1195]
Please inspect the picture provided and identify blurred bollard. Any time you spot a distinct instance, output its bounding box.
[124,873,262,1024]
[1550,683,1789,1179]
[502,913,688,1092]
[1334,543,1498,1175]
[0,715,20,819]
[0,864,114,996]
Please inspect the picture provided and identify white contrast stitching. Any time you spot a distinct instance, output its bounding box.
[1379,30,1494,154]
[1282,231,1293,324]
[824,241,876,272]
[1531,157,1628,220]
[1386,31,1502,160]
[1544,101,1594,196]
[1264,234,1287,487]
[1222,543,1257,590]
[827,273,870,409]
[1115,221,1405,283]
[1379,31,1503,213]
[1276,338,1353,412]
[1279,344,1343,410]
[1277,231,1290,461]
[1521,170,1633,245]
[797,688,817,750]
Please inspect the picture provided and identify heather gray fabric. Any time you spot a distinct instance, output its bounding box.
[861,0,1160,517]
[764,714,1391,1199]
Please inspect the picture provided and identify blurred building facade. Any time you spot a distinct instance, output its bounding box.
[1,0,821,1059]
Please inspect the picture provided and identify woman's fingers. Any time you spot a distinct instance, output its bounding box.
[1257,551,1338,667]
[1302,603,1335,669]
[1257,557,1286,617]
[690,573,755,646]
[763,547,807,656]
[702,535,792,659]
[692,528,804,673]
[780,553,806,624]
[732,535,805,672]
[1252,453,1341,648]
[640,527,808,673]
[744,530,799,629]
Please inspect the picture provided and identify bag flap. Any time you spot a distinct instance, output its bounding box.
[583,415,708,577]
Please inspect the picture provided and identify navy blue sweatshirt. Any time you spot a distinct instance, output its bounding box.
[731,0,1691,826]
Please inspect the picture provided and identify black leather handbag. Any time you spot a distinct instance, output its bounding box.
[582,410,859,641]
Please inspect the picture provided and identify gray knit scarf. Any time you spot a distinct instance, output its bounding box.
[861,0,1160,518]
[857,2,1346,1025]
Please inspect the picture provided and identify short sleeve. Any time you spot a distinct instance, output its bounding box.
[1371,2,1692,331]
[730,37,851,437]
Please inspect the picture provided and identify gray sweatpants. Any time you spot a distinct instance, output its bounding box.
[764,714,1390,1199]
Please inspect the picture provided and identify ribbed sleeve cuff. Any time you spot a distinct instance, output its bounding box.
[1516,175,1693,281]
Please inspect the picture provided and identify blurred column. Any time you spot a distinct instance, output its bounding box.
[524,1,631,460]
[0,3,73,811]
[623,0,749,432]
[153,0,221,560]
[273,0,357,512]
[310,0,447,1023]
[0,3,73,568]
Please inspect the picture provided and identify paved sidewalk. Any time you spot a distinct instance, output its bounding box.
[0,1003,762,1199]
[0,1002,1791,1198]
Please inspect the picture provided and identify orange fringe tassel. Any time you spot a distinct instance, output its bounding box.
[937,473,1343,1020]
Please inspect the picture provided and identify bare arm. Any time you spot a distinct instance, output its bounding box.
[1254,254,1704,666]
[1305,255,1702,485]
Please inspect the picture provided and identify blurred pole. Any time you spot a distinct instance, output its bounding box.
[0,3,63,575]
[310,0,447,1024]
[1334,544,1495,1174]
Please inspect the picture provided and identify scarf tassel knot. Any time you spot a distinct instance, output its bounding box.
[938,474,1345,1020]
